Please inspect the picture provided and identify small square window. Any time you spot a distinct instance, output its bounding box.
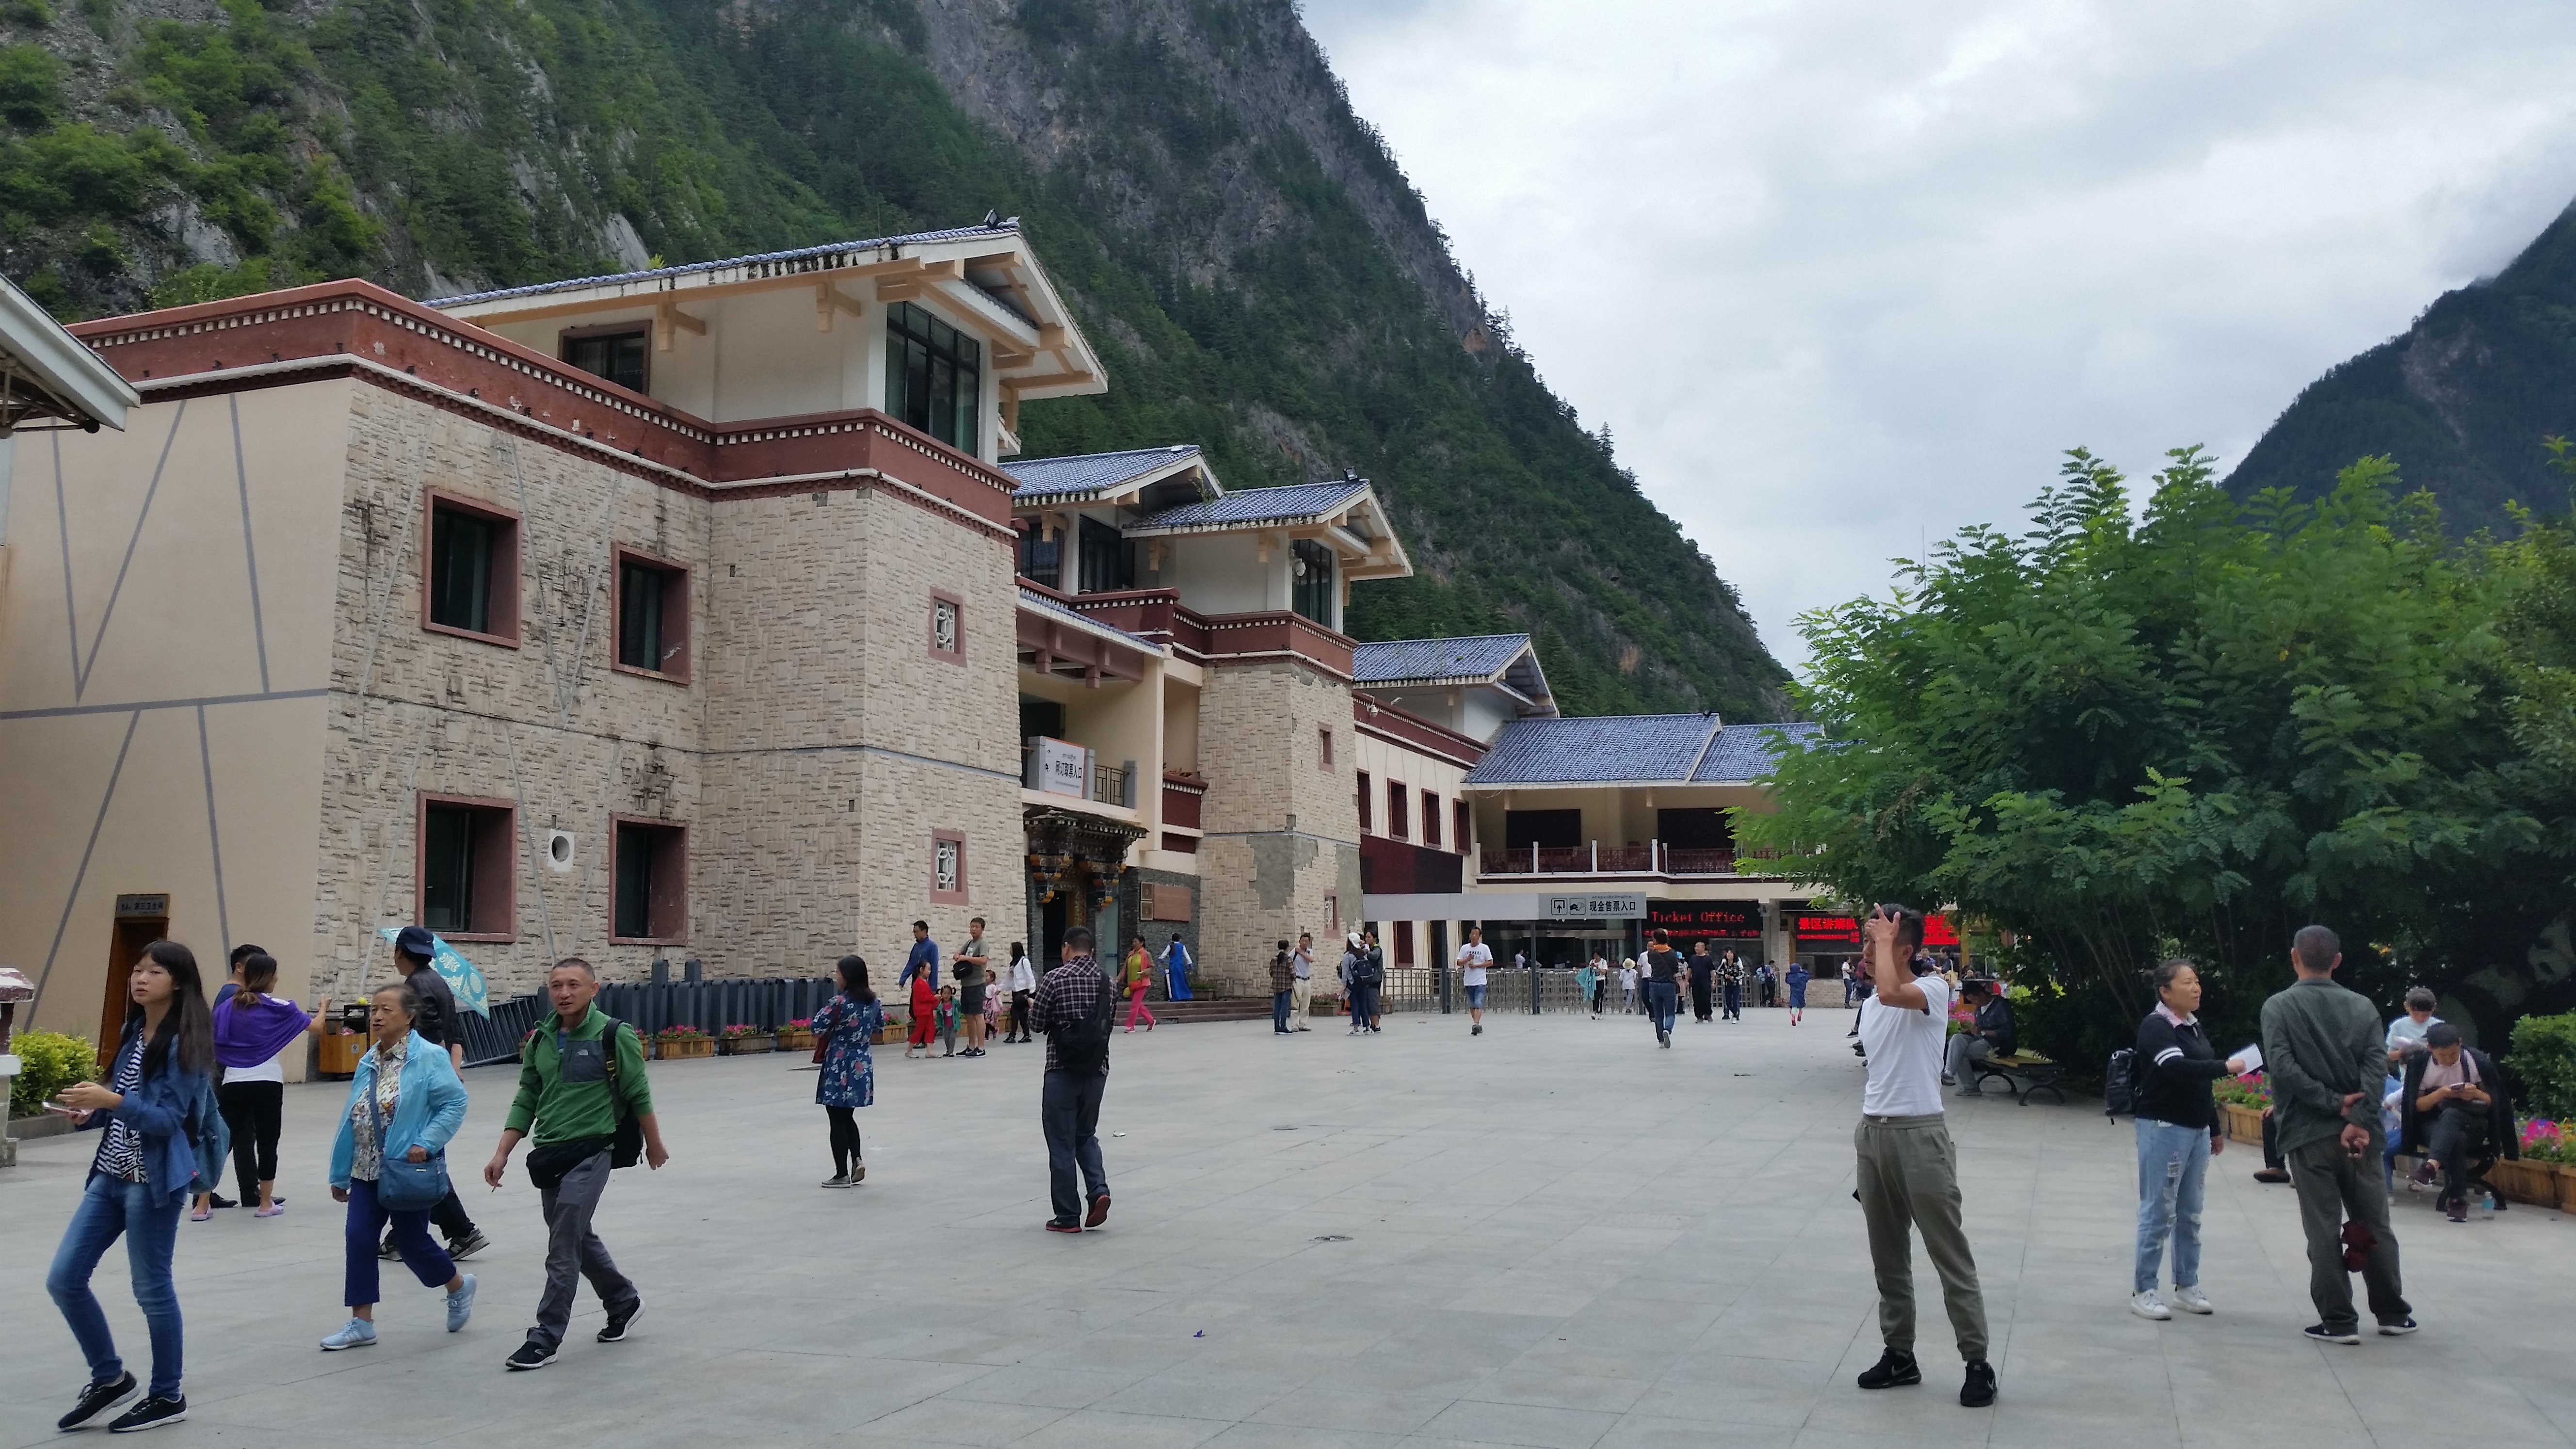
[931,831,968,904]
[611,818,688,944]
[613,548,691,680]
[419,795,515,941]
[423,491,520,647]
[928,592,966,663]
[1318,726,1334,769]
[563,327,649,393]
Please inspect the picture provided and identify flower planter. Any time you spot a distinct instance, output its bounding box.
[2484,1158,2558,1209]
[719,1033,774,1056]
[2218,1103,2265,1147]
[774,1030,815,1053]
[655,1036,714,1061]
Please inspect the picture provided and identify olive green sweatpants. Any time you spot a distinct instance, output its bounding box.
[1854,1112,1990,1362]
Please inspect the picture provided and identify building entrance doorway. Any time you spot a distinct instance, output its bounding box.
[100,908,168,1053]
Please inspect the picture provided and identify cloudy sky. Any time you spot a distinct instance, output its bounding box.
[1298,0,2576,671]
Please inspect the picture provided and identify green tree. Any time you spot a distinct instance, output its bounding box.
[1740,447,2570,1064]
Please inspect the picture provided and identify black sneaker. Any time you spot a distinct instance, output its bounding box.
[1856,1349,1921,1389]
[378,1239,399,1260]
[597,1299,643,1343]
[448,1229,490,1261]
[208,1194,238,1210]
[2377,1317,2419,1336]
[1960,1361,1996,1407]
[107,1394,187,1433]
[504,1341,556,1371]
[2302,1323,2361,1346]
[58,1371,138,1430]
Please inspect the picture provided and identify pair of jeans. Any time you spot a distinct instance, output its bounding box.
[385,1184,476,1252]
[48,1173,184,1397]
[217,1080,283,1200]
[1349,981,1379,1026]
[1272,990,1293,1032]
[2424,1103,2491,1209]
[1853,1114,1989,1360]
[1645,980,1678,1035]
[1723,982,1743,1019]
[2287,1134,2409,1333]
[2132,1118,2210,1292]
[529,1149,639,1352]
[1041,1069,1109,1224]
[343,1176,456,1307]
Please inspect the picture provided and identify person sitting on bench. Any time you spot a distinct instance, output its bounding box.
[2397,1023,2519,1224]
[1944,980,2013,1096]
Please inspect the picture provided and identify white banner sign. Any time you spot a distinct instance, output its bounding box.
[1034,737,1089,798]
[1546,893,1646,920]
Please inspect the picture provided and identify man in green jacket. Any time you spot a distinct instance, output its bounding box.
[2259,925,2412,1345]
[482,958,670,1371]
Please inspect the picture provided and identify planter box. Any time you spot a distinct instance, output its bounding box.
[2485,1158,2559,1209]
[719,1034,775,1055]
[2218,1103,2266,1146]
[774,1030,815,1053]
[2554,1162,2576,1213]
[655,1036,714,1060]
[6,1111,77,1141]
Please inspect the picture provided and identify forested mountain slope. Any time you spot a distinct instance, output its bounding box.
[0,0,1792,719]
[2228,197,2576,535]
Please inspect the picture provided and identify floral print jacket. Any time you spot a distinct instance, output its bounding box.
[810,992,883,1108]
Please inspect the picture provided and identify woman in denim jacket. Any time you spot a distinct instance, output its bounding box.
[47,940,216,1433]
[321,979,476,1352]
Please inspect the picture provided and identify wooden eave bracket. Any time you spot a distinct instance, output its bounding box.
[815,283,864,332]
[654,300,706,353]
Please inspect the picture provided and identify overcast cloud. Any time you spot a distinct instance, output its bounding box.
[1298,0,2576,674]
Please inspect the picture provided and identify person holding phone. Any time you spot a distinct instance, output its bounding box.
[2397,1023,2518,1224]
[45,940,216,1433]
[2258,925,2412,1344]
[1850,905,1995,1409]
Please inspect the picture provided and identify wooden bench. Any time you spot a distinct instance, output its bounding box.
[1972,1052,2065,1105]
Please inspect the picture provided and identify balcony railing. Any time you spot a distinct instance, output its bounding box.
[1476,842,1793,878]
[1021,742,1137,809]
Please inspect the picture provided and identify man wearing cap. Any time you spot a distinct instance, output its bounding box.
[387,926,488,1262]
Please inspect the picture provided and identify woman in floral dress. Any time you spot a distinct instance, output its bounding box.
[812,955,884,1188]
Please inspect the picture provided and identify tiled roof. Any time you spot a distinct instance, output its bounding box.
[1005,445,1202,501]
[1017,586,1160,650]
[1466,714,1722,785]
[1352,634,1533,686]
[1124,479,1369,533]
[1691,722,1824,783]
[425,223,1022,307]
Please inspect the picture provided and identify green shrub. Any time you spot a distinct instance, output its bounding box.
[0,42,63,128]
[2508,1011,2576,1123]
[8,1029,100,1119]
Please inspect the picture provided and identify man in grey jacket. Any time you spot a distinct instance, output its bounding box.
[2259,924,2412,1344]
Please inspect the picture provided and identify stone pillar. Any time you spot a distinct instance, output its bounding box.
[1193,660,1361,996]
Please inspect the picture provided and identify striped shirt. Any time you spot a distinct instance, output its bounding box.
[91,1037,145,1182]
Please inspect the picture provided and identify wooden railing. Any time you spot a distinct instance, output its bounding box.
[1475,843,1795,877]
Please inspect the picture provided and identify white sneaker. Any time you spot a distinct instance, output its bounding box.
[2169,1284,2214,1315]
[2129,1290,2171,1320]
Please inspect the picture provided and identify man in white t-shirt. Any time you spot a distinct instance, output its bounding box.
[1456,925,1494,1037]
[1852,904,1994,1409]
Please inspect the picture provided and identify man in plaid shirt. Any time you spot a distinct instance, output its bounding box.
[1030,926,1112,1233]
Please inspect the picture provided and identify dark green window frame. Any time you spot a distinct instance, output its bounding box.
[884,301,981,454]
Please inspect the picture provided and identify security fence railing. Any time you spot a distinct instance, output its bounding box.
[459,974,839,1067]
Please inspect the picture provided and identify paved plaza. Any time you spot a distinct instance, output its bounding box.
[4,1006,2572,1449]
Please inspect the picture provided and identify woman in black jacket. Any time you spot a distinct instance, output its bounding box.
[2129,959,2246,1322]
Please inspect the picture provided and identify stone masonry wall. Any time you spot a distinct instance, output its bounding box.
[1191,660,1363,995]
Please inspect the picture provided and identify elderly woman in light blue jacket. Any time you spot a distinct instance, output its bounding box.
[322,979,475,1352]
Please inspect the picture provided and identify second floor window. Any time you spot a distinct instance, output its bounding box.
[1291,540,1335,626]
[563,328,648,392]
[1018,526,1061,589]
[1079,516,1133,594]
[427,495,518,643]
[885,301,980,453]
[1387,780,1409,840]
[1357,772,1372,832]
[615,552,689,679]
[1422,791,1441,848]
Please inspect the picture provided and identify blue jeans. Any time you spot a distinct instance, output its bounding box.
[2134,1118,2210,1293]
[1464,983,1487,1010]
[1041,1069,1109,1224]
[343,1176,456,1307]
[49,1173,184,1397]
[1272,990,1292,1032]
[1645,980,1678,1034]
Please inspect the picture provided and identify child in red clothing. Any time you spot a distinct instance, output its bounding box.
[905,970,938,1059]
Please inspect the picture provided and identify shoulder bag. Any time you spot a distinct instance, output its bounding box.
[367,1065,449,1211]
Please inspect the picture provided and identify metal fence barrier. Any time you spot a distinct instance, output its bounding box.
[458,975,839,1067]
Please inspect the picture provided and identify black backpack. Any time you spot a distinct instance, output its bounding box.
[2104,1046,2137,1119]
[1051,968,1118,1073]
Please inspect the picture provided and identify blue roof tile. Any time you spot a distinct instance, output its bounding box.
[1351,634,1533,685]
[1004,445,1203,501]
[1466,714,1722,785]
[1691,722,1823,782]
[1124,480,1369,532]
